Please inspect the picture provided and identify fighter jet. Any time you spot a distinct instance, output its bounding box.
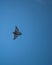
[13,26,22,40]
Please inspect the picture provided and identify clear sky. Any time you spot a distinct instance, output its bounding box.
[0,0,52,65]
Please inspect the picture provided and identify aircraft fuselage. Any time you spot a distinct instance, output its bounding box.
[13,32,22,35]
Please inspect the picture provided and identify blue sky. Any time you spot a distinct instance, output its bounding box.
[0,0,52,65]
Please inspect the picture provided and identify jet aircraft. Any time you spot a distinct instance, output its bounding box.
[13,26,22,40]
